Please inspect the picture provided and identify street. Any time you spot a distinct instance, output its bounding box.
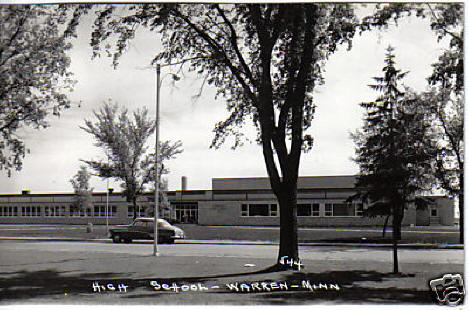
[3,240,463,264]
[0,239,464,305]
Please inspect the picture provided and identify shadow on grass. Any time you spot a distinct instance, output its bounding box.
[0,264,279,302]
[0,269,130,302]
[0,266,434,305]
[251,270,431,304]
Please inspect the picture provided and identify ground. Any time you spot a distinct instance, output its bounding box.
[0,239,463,305]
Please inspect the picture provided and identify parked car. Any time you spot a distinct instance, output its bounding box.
[109,217,185,244]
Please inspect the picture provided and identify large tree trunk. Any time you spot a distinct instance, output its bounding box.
[382,214,390,238]
[277,185,299,263]
[392,205,400,274]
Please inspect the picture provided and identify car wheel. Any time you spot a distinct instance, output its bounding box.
[112,234,121,243]
[124,239,132,243]
[167,239,175,244]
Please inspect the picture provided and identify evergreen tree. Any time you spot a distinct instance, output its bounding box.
[352,46,435,274]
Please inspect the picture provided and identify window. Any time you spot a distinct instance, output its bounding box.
[0,207,18,217]
[110,206,117,217]
[270,204,278,216]
[95,205,103,217]
[128,206,144,218]
[133,220,146,227]
[355,203,363,217]
[312,204,320,217]
[332,203,355,216]
[241,204,248,217]
[240,204,278,217]
[70,206,86,217]
[249,204,269,216]
[23,206,40,217]
[431,208,438,217]
[297,204,312,217]
[325,203,361,217]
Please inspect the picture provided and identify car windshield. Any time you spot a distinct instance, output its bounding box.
[157,219,172,229]
[131,218,172,229]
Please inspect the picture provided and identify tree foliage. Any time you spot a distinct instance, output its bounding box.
[365,3,464,243]
[81,101,182,218]
[65,3,359,267]
[359,2,464,243]
[70,165,93,211]
[0,5,75,175]
[352,47,436,273]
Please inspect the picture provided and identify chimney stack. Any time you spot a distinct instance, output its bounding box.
[181,176,187,191]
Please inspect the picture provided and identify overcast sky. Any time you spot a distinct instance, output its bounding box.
[0,4,451,194]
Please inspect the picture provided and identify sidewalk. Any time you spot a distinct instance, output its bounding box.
[0,236,463,249]
[0,223,462,248]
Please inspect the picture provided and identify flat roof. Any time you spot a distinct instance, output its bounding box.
[212,175,358,191]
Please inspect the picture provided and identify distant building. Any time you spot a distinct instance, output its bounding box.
[0,175,454,226]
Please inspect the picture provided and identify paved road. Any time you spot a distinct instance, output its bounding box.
[0,240,464,305]
[3,240,463,265]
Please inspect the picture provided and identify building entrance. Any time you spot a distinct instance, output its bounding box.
[171,202,198,223]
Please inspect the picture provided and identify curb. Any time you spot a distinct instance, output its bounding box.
[0,236,463,249]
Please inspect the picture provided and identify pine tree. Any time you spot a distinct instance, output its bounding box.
[352,46,435,274]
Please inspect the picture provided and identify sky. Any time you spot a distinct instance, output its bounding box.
[0,4,451,194]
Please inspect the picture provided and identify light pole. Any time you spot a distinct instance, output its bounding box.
[105,149,109,233]
[153,64,161,257]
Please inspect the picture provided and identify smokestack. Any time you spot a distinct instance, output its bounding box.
[181,176,187,191]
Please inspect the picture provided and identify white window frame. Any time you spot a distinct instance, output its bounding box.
[240,203,278,217]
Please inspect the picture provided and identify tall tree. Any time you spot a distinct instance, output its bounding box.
[70,165,93,215]
[66,3,358,268]
[82,102,182,219]
[424,3,463,244]
[0,5,75,176]
[419,88,463,242]
[352,46,435,274]
[360,2,464,243]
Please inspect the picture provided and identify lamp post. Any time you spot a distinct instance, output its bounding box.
[105,149,109,233]
[153,64,161,257]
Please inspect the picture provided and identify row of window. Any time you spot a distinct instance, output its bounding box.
[127,207,146,218]
[0,205,117,218]
[241,203,363,217]
[68,206,118,218]
[241,204,277,217]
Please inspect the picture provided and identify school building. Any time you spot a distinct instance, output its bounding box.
[0,175,455,226]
